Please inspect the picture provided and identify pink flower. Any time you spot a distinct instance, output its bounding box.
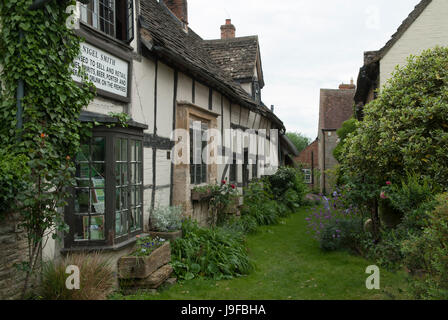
[380,191,388,199]
[221,180,227,185]
[386,181,392,186]
[231,184,236,189]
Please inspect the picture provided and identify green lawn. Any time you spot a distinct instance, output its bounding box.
[113,207,410,300]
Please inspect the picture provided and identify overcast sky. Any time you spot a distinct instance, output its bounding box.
[187,0,421,139]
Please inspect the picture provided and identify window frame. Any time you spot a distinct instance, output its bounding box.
[189,118,210,186]
[302,168,312,184]
[64,125,144,249]
[79,0,135,44]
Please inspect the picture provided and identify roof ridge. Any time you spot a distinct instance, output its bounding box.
[202,35,259,43]
[370,0,433,62]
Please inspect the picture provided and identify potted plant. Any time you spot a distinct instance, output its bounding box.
[191,185,218,201]
[149,205,184,241]
[118,236,171,279]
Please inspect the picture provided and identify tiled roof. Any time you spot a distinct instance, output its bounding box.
[202,36,263,86]
[319,89,355,130]
[139,0,283,129]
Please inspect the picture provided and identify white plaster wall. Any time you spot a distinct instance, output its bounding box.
[154,188,171,208]
[247,111,256,129]
[222,97,231,142]
[231,104,241,125]
[143,147,153,187]
[155,150,172,186]
[212,90,221,114]
[380,0,448,89]
[156,62,174,138]
[85,96,125,115]
[241,82,252,96]
[143,188,152,231]
[177,72,193,103]
[240,107,249,128]
[131,58,156,134]
[195,81,209,110]
[253,113,261,130]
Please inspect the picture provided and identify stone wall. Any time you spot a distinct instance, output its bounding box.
[0,213,29,300]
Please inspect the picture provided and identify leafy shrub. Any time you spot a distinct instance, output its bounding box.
[39,253,114,300]
[401,193,448,299]
[0,151,30,215]
[267,167,307,207]
[367,227,412,271]
[222,214,258,235]
[383,174,438,231]
[341,47,448,201]
[171,220,253,281]
[333,118,357,164]
[319,218,363,252]
[241,181,279,226]
[150,205,183,232]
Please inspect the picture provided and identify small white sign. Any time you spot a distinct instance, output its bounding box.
[72,42,129,97]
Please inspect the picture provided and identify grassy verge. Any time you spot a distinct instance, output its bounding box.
[111,207,409,300]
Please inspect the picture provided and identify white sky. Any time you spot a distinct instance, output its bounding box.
[187,0,421,139]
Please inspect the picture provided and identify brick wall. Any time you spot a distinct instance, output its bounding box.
[0,213,29,300]
[295,139,318,169]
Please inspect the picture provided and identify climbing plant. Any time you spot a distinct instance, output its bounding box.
[0,0,95,297]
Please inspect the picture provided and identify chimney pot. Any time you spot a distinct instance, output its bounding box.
[221,19,236,39]
[271,105,274,112]
[339,80,356,90]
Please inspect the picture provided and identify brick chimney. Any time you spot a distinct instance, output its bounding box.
[339,78,356,90]
[221,19,236,39]
[164,0,188,25]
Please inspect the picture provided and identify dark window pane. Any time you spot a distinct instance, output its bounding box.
[130,140,136,162]
[76,162,90,179]
[121,138,128,161]
[91,188,105,214]
[136,141,142,161]
[89,215,105,240]
[75,188,90,214]
[92,163,105,181]
[73,215,88,242]
[115,138,121,162]
[92,137,105,162]
[76,144,90,162]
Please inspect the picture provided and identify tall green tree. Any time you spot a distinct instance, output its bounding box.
[286,132,311,153]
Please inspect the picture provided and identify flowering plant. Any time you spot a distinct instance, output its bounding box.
[305,188,363,241]
[132,236,166,257]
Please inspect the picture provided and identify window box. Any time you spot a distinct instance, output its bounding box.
[117,242,171,279]
[191,189,213,201]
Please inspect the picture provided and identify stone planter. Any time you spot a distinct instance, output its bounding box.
[117,242,171,279]
[120,265,174,290]
[149,230,182,242]
[191,189,213,201]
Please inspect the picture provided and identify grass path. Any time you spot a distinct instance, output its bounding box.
[115,207,409,300]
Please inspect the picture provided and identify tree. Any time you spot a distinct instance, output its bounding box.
[341,47,448,190]
[286,132,311,153]
[338,47,448,236]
